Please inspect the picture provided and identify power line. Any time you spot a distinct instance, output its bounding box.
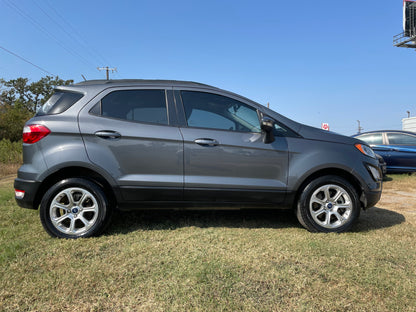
[2,0,96,69]
[34,1,102,67]
[0,45,53,75]
[43,0,115,68]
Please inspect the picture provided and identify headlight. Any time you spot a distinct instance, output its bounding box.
[355,143,376,159]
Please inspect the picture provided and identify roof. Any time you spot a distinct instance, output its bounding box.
[74,79,218,89]
[353,130,416,136]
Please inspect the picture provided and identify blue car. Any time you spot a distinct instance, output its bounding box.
[353,130,416,173]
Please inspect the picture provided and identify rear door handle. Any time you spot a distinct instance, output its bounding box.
[95,131,121,140]
[194,138,219,147]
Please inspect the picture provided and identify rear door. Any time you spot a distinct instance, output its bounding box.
[385,132,416,171]
[174,88,289,204]
[78,87,184,202]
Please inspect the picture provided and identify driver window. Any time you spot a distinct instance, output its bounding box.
[181,91,261,133]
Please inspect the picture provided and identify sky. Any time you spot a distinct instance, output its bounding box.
[0,0,415,135]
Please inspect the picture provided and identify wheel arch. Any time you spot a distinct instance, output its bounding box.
[34,166,118,210]
[292,167,364,210]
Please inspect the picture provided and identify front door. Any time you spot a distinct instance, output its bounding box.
[175,89,288,204]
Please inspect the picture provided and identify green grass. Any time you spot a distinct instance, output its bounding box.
[0,139,22,164]
[0,176,415,311]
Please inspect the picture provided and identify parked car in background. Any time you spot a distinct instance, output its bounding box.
[14,80,382,238]
[353,130,416,173]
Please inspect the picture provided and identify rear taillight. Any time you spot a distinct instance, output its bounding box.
[15,189,25,199]
[23,124,51,144]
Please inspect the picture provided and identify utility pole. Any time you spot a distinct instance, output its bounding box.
[97,66,117,80]
[357,120,363,134]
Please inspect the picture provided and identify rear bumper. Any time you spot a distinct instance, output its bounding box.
[14,178,41,209]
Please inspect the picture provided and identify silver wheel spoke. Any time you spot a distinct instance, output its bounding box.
[53,202,69,210]
[333,190,343,202]
[79,215,90,226]
[69,217,76,233]
[333,211,344,223]
[311,197,326,207]
[324,212,331,226]
[64,190,74,206]
[82,206,96,212]
[311,207,325,217]
[78,193,88,206]
[54,214,69,224]
[324,187,331,201]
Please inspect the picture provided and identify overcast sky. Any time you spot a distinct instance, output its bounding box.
[1,0,415,135]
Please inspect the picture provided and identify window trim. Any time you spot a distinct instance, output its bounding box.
[88,88,172,127]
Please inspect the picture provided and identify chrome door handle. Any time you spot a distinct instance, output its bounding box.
[95,131,121,140]
[194,138,219,147]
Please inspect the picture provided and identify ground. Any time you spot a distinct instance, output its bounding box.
[0,174,415,312]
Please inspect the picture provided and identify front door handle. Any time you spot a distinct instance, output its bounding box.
[194,138,219,147]
[95,131,121,140]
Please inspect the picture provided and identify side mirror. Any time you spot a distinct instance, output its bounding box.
[261,117,275,144]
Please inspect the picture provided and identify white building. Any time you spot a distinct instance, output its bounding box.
[402,116,416,132]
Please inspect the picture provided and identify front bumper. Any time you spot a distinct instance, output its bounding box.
[360,179,382,209]
[14,178,41,209]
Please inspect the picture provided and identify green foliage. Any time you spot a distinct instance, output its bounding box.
[0,105,33,142]
[0,139,22,163]
[0,76,73,113]
[0,75,73,142]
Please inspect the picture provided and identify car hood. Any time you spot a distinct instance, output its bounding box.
[260,106,361,145]
[297,124,360,145]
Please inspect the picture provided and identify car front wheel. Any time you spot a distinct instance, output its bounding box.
[296,175,360,233]
[40,178,112,238]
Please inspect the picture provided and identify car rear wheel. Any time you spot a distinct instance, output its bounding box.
[296,175,360,233]
[40,178,112,238]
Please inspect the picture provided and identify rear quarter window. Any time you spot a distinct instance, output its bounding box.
[36,91,83,116]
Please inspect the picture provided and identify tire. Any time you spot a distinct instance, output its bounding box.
[40,178,112,238]
[296,175,360,233]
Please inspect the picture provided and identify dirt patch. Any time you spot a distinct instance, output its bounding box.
[0,174,16,187]
[378,183,416,224]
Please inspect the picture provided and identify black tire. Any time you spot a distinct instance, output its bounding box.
[296,175,360,233]
[40,178,113,238]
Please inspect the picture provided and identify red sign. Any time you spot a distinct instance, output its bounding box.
[321,123,330,131]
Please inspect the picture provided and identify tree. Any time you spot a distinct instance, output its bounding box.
[0,76,73,113]
[0,104,33,142]
[0,76,74,141]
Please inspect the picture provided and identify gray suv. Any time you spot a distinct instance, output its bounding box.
[14,80,382,238]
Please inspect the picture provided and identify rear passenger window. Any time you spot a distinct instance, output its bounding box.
[387,133,416,145]
[95,90,168,125]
